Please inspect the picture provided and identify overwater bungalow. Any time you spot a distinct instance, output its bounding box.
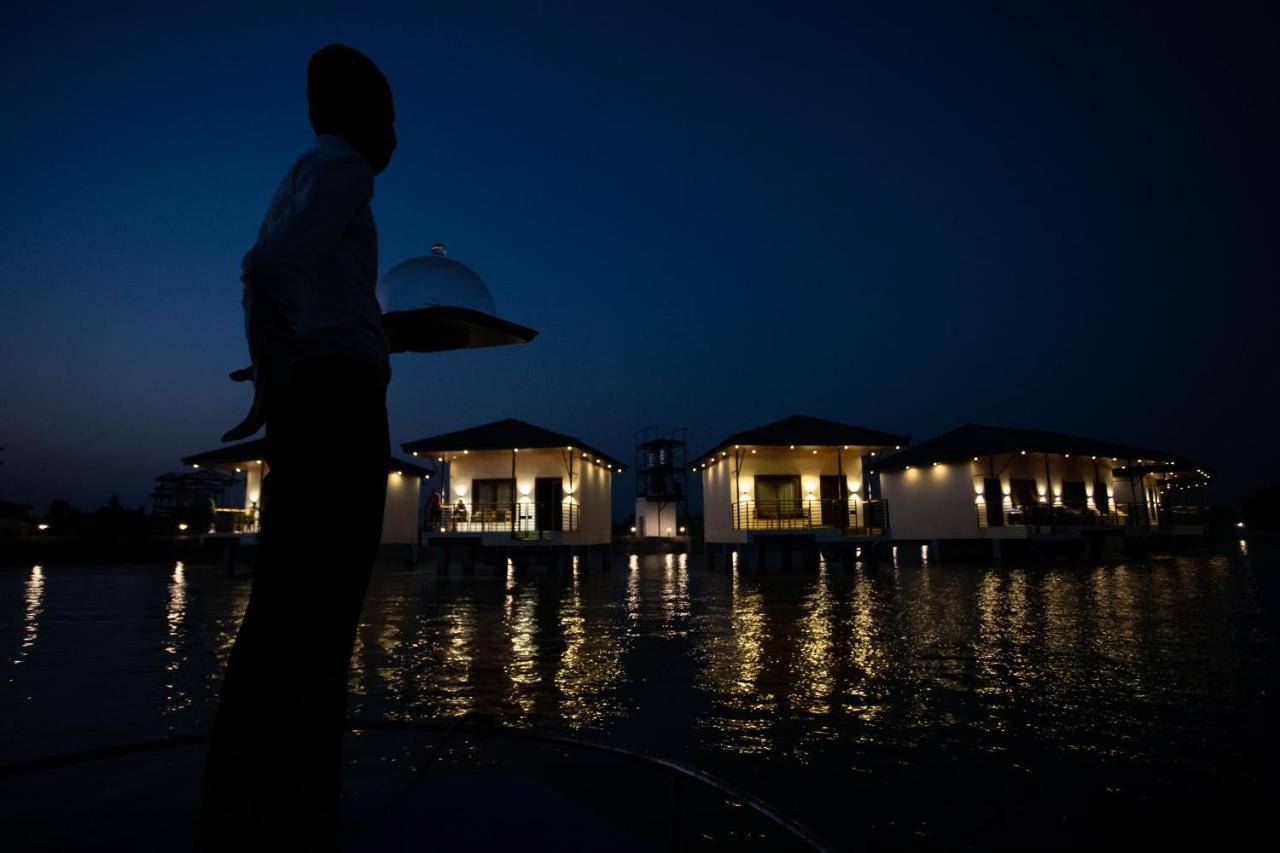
[401,418,624,567]
[181,438,432,548]
[874,424,1212,560]
[693,415,909,568]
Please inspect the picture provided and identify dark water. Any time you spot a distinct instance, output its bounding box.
[2,543,1276,850]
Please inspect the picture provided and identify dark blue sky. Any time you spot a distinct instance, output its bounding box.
[2,2,1275,515]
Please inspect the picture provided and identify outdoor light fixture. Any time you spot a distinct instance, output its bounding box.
[192,464,199,469]
[412,451,418,456]
[37,523,49,531]
[178,523,189,531]
[679,526,686,533]
[630,526,636,533]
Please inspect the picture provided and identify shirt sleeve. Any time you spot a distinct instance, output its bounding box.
[241,152,374,286]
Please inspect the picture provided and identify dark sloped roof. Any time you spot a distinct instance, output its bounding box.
[872,424,1205,473]
[401,418,628,470]
[691,415,909,467]
[182,439,434,478]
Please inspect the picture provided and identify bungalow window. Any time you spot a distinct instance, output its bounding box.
[472,479,515,522]
[1094,482,1110,514]
[755,475,802,519]
[1061,481,1087,510]
[1010,479,1038,508]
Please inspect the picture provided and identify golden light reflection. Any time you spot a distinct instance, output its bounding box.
[163,561,191,717]
[15,565,44,667]
[660,553,691,637]
[436,597,476,717]
[848,571,885,694]
[555,573,624,728]
[695,568,773,754]
[625,554,641,625]
[504,579,539,718]
[791,561,835,715]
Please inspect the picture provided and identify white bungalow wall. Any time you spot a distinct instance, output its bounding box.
[382,471,423,545]
[880,455,1127,541]
[445,449,613,545]
[635,498,679,537]
[701,447,869,544]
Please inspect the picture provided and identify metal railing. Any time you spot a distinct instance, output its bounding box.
[430,501,579,537]
[975,498,1204,532]
[731,499,889,535]
[210,507,259,534]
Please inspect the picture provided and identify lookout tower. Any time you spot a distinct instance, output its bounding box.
[634,426,688,538]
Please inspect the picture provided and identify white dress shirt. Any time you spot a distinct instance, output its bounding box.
[241,134,389,387]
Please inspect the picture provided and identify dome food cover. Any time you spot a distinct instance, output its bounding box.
[378,243,537,354]
[378,243,496,315]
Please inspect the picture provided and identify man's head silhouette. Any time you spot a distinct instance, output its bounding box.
[307,44,397,175]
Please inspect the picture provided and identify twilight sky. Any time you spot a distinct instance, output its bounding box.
[1,1,1275,516]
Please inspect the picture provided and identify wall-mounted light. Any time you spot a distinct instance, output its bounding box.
[178,523,189,531]
[454,485,467,496]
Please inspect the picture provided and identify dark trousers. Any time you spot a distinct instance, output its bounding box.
[200,356,388,851]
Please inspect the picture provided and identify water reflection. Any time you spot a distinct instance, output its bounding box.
[696,565,773,754]
[660,553,691,637]
[625,554,641,627]
[15,565,44,667]
[504,576,539,719]
[555,572,624,728]
[791,561,835,716]
[163,561,191,718]
[2,551,1267,853]
[436,595,475,717]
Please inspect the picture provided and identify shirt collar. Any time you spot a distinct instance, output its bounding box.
[314,134,359,155]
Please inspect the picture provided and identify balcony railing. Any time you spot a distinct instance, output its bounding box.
[976,499,1205,532]
[430,501,579,538]
[731,499,889,535]
[210,507,259,534]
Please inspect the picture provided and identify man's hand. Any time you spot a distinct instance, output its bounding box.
[221,368,267,442]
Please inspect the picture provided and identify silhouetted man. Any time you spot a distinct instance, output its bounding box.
[201,44,396,850]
